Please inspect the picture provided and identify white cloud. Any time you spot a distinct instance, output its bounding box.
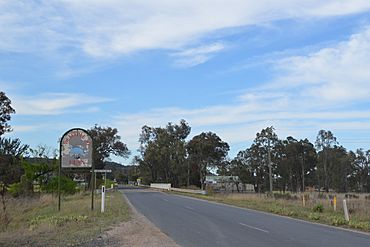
[273,27,370,103]
[12,93,110,115]
[172,43,225,67]
[1,0,370,60]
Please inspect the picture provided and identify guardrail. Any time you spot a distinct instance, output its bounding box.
[170,187,207,195]
[150,183,171,190]
[149,183,207,195]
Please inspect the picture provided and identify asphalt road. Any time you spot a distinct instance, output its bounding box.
[122,188,370,247]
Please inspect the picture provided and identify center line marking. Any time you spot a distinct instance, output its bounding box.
[239,223,269,233]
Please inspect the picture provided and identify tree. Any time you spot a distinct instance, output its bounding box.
[187,132,229,190]
[254,126,279,193]
[236,144,267,193]
[0,138,29,186]
[229,158,254,192]
[351,149,370,192]
[138,120,191,187]
[88,125,130,168]
[315,130,338,192]
[0,92,15,136]
[277,137,316,192]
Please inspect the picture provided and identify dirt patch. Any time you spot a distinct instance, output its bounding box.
[83,192,180,247]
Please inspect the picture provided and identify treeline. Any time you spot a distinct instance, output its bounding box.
[1,90,369,196]
[137,121,370,193]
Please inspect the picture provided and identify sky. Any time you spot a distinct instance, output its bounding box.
[1,0,370,164]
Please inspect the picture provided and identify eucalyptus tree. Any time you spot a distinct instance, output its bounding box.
[315,130,338,192]
[254,126,279,193]
[138,120,191,187]
[187,132,229,190]
[0,91,15,136]
[350,149,370,192]
[88,125,130,169]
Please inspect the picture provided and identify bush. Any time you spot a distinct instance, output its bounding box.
[7,182,21,197]
[330,216,347,226]
[308,213,320,221]
[42,176,77,194]
[312,203,324,213]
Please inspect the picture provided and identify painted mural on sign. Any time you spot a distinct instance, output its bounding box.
[61,129,93,168]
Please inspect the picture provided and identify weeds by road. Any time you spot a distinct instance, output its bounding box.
[0,191,130,246]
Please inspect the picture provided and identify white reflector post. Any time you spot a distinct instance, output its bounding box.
[101,186,105,213]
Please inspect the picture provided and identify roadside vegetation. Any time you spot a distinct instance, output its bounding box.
[170,190,370,232]
[0,190,130,246]
[0,91,132,245]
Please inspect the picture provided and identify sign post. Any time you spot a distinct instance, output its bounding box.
[59,128,93,211]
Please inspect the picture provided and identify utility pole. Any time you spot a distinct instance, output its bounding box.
[268,138,272,194]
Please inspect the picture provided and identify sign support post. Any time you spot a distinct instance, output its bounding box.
[58,162,61,211]
[91,162,95,210]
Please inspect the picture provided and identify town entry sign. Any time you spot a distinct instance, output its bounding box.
[61,128,92,168]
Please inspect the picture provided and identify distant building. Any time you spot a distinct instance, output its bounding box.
[205,176,254,192]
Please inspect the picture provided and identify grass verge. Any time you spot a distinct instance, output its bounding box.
[0,191,130,246]
[168,191,370,233]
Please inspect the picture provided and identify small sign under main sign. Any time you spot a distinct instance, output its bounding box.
[94,169,112,173]
[61,128,93,168]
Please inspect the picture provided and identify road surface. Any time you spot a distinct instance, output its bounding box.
[122,188,370,247]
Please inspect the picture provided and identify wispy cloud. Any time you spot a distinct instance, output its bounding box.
[172,43,225,67]
[12,93,111,115]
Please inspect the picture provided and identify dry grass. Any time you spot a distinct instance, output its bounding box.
[0,190,131,246]
[170,191,370,232]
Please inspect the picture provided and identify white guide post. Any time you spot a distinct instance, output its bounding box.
[343,199,349,222]
[101,186,105,213]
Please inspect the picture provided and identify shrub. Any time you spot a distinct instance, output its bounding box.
[330,216,347,226]
[308,213,320,221]
[42,176,77,194]
[312,203,324,213]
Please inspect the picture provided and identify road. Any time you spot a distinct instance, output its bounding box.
[122,188,370,247]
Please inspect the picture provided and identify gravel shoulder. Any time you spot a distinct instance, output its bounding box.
[83,190,180,247]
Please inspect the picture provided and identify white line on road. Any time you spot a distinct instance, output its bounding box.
[239,223,269,233]
[162,198,169,202]
[185,206,195,210]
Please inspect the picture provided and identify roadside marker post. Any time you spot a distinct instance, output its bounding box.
[343,199,350,222]
[333,196,337,211]
[101,186,105,213]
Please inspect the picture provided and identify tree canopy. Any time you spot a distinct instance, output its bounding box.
[0,91,15,136]
[88,125,130,168]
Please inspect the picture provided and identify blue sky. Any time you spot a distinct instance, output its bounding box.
[1,1,370,164]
